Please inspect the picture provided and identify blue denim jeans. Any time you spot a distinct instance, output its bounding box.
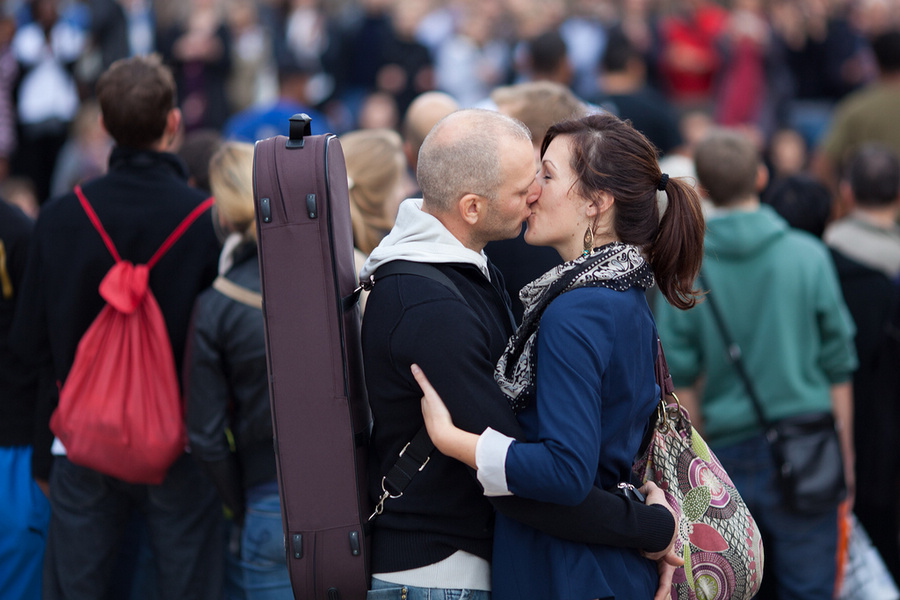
[240,481,292,599]
[368,577,491,599]
[224,517,248,600]
[43,454,224,600]
[0,446,50,600]
[713,432,839,599]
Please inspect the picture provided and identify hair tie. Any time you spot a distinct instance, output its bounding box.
[657,173,669,192]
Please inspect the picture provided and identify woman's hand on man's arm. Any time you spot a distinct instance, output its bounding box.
[414,363,480,469]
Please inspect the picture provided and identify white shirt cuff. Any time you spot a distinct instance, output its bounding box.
[476,427,514,496]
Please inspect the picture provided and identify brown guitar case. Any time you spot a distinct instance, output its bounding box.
[253,114,372,600]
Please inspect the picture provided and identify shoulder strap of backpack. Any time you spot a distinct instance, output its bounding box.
[213,276,263,309]
[344,260,470,312]
[373,260,467,304]
[75,185,122,263]
[74,185,214,269]
[146,197,215,269]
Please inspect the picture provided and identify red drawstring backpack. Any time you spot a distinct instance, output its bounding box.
[50,186,214,485]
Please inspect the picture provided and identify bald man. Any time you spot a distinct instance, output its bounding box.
[401,91,459,173]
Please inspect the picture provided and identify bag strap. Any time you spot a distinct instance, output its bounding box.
[369,260,466,302]
[698,272,774,431]
[655,337,674,398]
[75,185,214,269]
[367,260,470,522]
[146,197,215,269]
[699,275,798,478]
[213,276,263,309]
[75,185,122,263]
[638,337,675,456]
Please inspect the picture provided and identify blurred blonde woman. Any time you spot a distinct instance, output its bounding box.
[341,128,409,311]
[187,142,293,598]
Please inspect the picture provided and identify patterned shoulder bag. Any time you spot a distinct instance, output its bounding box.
[633,339,765,600]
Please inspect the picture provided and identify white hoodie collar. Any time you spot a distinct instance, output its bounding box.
[359,198,490,281]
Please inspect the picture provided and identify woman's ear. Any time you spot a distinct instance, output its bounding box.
[586,191,614,217]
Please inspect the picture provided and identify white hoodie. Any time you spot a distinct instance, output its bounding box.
[359,198,491,282]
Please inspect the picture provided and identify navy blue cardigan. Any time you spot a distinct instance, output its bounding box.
[495,286,664,600]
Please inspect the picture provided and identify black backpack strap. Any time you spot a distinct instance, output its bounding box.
[366,260,469,522]
[373,260,466,303]
[344,259,469,312]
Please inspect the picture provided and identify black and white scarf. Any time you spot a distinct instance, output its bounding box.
[494,242,655,413]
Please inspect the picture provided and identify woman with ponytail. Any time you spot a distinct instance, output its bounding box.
[409,113,705,600]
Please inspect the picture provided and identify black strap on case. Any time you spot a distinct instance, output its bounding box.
[366,261,468,521]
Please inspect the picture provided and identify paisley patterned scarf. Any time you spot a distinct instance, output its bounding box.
[494,242,655,413]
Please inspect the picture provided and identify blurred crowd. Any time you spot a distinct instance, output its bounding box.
[4,0,900,598]
[0,0,899,213]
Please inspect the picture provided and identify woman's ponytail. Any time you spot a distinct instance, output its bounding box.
[542,113,706,309]
[648,176,705,310]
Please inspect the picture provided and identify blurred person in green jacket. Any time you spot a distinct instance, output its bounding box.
[654,127,858,600]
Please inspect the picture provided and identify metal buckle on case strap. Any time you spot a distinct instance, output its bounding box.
[399,440,431,472]
[368,476,402,522]
[354,275,375,295]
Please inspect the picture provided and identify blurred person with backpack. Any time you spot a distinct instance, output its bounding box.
[9,54,223,600]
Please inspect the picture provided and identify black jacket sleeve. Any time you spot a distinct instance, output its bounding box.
[490,489,675,552]
[185,293,246,520]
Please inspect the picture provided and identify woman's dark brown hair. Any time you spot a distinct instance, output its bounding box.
[541,113,705,309]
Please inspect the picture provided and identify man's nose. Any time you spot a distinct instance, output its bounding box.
[526,180,541,204]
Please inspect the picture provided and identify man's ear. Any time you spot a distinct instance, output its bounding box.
[839,180,857,211]
[755,164,769,193]
[403,140,416,170]
[458,193,484,226]
[98,112,109,137]
[166,108,182,142]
